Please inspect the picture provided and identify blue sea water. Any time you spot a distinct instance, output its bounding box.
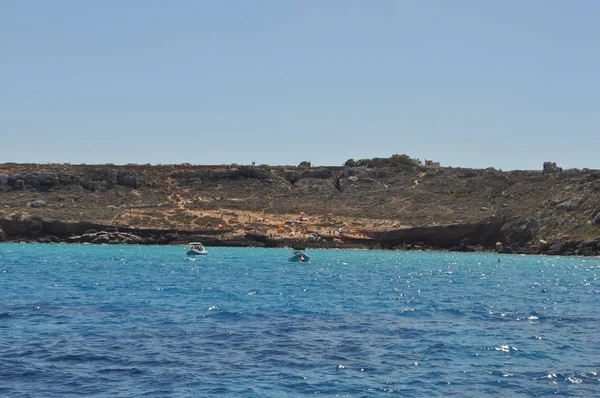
[1,244,600,397]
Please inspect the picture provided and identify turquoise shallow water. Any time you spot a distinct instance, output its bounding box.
[1,243,600,397]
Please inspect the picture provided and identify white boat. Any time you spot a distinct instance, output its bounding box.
[187,242,208,255]
[288,248,310,262]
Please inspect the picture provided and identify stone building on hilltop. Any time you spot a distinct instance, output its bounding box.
[424,159,440,169]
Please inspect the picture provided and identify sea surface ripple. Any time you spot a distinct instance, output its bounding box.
[1,243,600,397]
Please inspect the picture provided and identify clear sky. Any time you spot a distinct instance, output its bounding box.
[1,1,599,170]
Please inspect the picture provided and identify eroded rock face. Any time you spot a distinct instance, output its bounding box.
[501,218,540,246]
[0,169,155,192]
[0,214,104,237]
[117,170,149,188]
[340,167,387,180]
[0,213,43,235]
[284,168,333,184]
[373,219,504,249]
[29,200,46,208]
[171,166,271,184]
[42,220,105,237]
[67,231,147,244]
[284,171,301,184]
[300,168,333,180]
[0,174,9,192]
[555,198,583,211]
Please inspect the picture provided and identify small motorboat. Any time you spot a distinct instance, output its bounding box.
[288,248,310,262]
[187,242,208,255]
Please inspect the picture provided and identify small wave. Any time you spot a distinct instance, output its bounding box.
[204,310,245,320]
[440,308,466,317]
[516,315,540,321]
[556,344,574,351]
[495,345,518,353]
[427,342,448,351]
[48,354,115,363]
[97,367,144,375]
[532,372,588,385]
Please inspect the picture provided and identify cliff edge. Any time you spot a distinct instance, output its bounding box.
[1,159,599,255]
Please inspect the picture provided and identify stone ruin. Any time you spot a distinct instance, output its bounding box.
[543,162,563,174]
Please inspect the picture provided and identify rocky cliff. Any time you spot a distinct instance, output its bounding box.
[0,161,599,255]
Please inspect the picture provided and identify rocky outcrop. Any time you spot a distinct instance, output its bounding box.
[284,168,335,184]
[340,167,387,180]
[501,218,540,246]
[29,200,46,208]
[0,169,156,192]
[543,162,563,174]
[67,231,147,244]
[372,218,504,249]
[171,166,272,184]
[42,220,106,237]
[540,238,600,256]
[0,213,43,235]
[555,199,582,211]
[0,213,104,237]
[300,167,333,180]
[0,174,10,192]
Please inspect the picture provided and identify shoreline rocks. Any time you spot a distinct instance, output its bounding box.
[1,215,599,256]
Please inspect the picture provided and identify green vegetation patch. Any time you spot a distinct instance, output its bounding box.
[450,187,472,199]
[344,154,421,168]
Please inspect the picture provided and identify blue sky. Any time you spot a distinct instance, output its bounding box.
[1,1,599,170]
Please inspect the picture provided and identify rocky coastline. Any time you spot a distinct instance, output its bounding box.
[1,159,599,257]
[1,216,599,257]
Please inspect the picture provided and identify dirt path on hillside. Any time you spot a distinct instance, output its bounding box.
[109,177,412,237]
